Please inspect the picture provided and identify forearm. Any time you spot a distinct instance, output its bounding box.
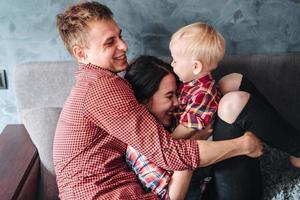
[172,124,195,139]
[196,132,262,167]
[168,170,193,200]
[197,139,244,167]
[126,146,172,197]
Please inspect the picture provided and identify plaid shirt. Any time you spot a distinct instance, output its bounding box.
[53,63,200,200]
[178,73,221,130]
[126,146,172,200]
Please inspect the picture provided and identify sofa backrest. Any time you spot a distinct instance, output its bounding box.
[15,55,300,129]
[15,61,77,122]
[214,54,300,130]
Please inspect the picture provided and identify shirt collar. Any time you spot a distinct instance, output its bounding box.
[186,73,213,87]
[79,62,115,75]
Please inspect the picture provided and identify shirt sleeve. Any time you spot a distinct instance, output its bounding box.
[84,76,200,171]
[126,146,171,199]
[180,88,219,130]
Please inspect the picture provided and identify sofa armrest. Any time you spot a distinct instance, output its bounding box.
[0,124,39,200]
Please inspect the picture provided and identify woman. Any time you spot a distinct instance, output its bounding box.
[125,55,207,200]
[125,55,300,200]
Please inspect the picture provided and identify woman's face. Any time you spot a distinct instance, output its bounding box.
[146,73,179,127]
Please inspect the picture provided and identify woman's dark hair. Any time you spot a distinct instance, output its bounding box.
[125,55,176,103]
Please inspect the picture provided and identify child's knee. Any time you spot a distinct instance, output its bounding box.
[218,73,243,94]
[218,91,250,124]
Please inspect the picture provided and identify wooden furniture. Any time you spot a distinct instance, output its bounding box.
[0,124,39,200]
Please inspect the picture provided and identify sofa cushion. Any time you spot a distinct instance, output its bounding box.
[23,107,61,200]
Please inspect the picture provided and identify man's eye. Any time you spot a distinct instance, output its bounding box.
[105,40,114,46]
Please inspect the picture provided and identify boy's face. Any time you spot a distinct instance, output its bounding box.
[81,19,128,72]
[170,41,195,83]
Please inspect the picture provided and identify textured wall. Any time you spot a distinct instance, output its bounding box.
[0,0,300,132]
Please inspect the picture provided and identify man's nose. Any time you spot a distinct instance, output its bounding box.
[118,39,128,51]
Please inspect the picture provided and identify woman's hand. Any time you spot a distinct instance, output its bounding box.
[242,131,263,158]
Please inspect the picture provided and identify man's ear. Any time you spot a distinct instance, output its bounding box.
[72,45,86,63]
[192,60,203,75]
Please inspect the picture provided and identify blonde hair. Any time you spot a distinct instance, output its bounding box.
[170,22,225,70]
[56,1,113,56]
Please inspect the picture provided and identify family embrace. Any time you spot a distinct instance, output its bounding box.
[53,1,300,200]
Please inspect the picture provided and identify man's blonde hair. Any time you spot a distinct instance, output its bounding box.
[56,1,113,56]
[170,22,225,70]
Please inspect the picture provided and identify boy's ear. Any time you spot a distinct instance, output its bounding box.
[192,60,203,75]
[73,45,86,63]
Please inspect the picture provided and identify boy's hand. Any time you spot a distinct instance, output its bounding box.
[190,123,213,140]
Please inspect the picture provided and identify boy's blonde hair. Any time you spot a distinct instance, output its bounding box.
[56,1,113,56]
[170,22,225,70]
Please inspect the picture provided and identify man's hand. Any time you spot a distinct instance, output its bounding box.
[242,131,263,158]
[196,131,263,167]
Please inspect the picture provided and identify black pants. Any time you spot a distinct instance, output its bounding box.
[211,76,300,200]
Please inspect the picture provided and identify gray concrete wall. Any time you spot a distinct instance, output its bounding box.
[0,0,300,132]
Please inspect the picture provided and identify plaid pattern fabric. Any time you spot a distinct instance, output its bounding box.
[178,73,221,130]
[126,146,172,200]
[53,63,200,200]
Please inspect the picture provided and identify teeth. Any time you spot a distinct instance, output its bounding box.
[115,54,125,59]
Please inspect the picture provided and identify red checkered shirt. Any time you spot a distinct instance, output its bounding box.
[53,63,200,200]
[178,73,221,130]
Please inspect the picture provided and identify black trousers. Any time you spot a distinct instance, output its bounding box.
[211,76,300,200]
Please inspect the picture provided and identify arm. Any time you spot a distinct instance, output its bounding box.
[125,132,262,200]
[168,170,193,200]
[172,122,213,140]
[197,131,263,167]
[126,146,172,198]
[189,122,213,140]
[172,124,195,139]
